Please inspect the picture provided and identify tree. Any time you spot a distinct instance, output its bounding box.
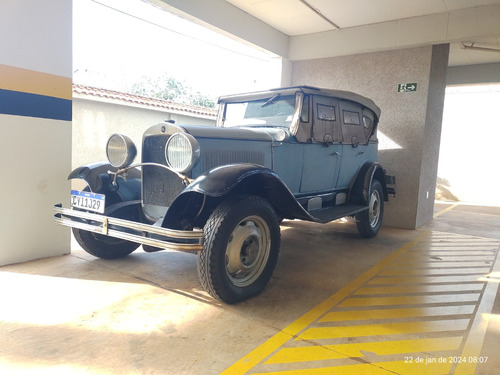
[130,75,215,108]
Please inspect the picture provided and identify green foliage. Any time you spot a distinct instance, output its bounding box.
[130,75,215,108]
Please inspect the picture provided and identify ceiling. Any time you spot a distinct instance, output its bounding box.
[224,0,500,66]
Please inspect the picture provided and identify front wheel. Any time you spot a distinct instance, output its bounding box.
[197,195,281,304]
[355,179,384,238]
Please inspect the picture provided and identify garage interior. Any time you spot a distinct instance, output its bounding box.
[1,0,500,374]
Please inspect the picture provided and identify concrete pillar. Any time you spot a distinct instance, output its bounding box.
[291,44,450,229]
[0,0,72,265]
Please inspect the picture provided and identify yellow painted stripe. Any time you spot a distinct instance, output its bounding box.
[219,232,429,375]
[407,251,495,256]
[339,293,480,307]
[266,336,463,364]
[422,247,499,251]
[353,284,484,295]
[298,318,469,340]
[222,232,498,374]
[433,202,457,218]
[389,261,494,268]
[252,360,453,375]
[422,239,499,243]
[368,275,483,284]
[320,305,475,322]
[0,64,72,100]
[400,256,495,263]
[379,267,491,276]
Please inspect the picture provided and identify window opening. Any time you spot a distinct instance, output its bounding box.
[317,104,336,121]
[343,110,360,125]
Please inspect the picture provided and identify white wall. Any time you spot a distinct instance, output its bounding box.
[438,84,500,206]
[0,0,72,265]
[72,97,216,168]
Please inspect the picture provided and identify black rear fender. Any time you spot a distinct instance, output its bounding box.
[349,162,389,205]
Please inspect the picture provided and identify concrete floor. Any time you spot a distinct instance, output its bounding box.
[1,202,499,374]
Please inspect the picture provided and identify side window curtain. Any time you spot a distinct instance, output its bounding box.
[312,96,341,143]
[340,100,367,145]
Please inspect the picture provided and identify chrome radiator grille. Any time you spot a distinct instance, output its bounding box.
[142,135,185,208]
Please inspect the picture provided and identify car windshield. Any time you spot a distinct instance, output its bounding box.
[222,95,296,128]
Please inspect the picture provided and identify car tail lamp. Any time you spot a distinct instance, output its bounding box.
[106,133,137,168]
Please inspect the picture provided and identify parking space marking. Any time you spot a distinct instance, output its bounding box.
[433,203,459,218]
[265,337,463,364]
[222,231,500,375]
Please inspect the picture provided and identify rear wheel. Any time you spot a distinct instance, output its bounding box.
[355,179,384,238]
[197,196,280,304]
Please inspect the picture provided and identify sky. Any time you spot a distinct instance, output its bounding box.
[73,0,281,100]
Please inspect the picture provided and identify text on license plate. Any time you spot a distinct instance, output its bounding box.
[71,190,105,213]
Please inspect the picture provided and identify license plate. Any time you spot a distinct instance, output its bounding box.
[70,190,105,213]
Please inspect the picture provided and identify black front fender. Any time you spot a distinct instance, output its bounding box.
[184,163,277,197]
[163,164,313,229]
[68,161,142,210]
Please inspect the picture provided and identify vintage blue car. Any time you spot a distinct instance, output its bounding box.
[55,86,395,303]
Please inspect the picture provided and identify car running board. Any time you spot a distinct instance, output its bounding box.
[307,205,368,223]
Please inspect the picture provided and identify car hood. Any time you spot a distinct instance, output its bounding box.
[182,125,277,142]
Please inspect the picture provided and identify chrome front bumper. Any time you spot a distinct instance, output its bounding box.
[54,204,203,253]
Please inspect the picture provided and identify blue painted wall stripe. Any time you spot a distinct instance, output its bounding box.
[0,89,72,121]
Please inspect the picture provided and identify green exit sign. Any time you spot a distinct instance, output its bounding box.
[397,83,417,92]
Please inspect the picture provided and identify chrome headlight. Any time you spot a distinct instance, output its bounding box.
[106,134,137,168]
[165,132,200,173]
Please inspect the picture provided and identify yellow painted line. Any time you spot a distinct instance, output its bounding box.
[353,284,484,295]
[320,305,475,322]
[298,318,469,340]
[339,293,480,307]
[427,238,497,243]
[368,275,483,284]
[0,64,72,100]
[379,267,491,276]
[219,232,428,375]
[399,255,496,262]
[433,203,458,219]
[251,360,453,375]
[266,336,463,364]
[417,243,494,250]
[389,261,495,268]
[408,251,495,256]
[407,251,495,262]
[222,231,499,375]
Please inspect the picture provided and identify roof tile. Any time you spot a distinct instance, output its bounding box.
[73,84,217,118]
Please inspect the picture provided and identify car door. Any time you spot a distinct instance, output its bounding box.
[299,95,342,193]
[336,100,377,188]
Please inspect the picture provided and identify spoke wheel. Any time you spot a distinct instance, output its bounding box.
[198,195,280,304]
